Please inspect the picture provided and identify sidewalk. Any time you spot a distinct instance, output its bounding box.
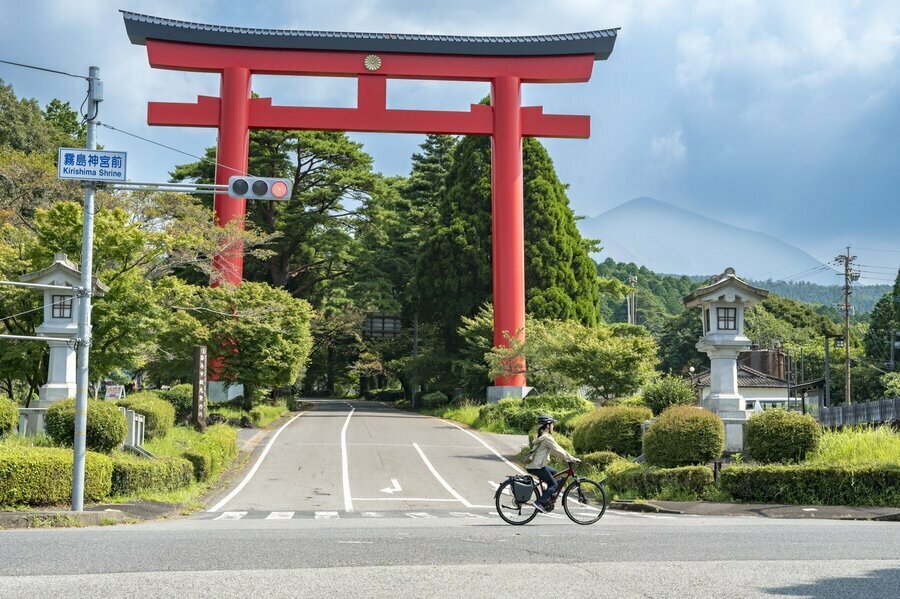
[610,499,900,521]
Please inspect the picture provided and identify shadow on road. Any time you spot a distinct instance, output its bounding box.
[765,566,900,597]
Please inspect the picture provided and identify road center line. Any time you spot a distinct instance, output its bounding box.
[207,412,305,513]
[341,404,356,512]
[442,419,526,474]
[412,442,472,508]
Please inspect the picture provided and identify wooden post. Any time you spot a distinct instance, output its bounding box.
[192,345,208,432]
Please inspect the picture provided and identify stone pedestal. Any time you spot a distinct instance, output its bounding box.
[486,385,533,404]
[37,340,77,405]
[717,409,750,453]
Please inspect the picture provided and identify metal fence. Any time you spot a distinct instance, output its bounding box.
[817,398,900,428]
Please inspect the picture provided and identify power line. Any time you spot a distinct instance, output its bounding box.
[855,247,900,254]
[0,58,89,80]
[98,121,248,177]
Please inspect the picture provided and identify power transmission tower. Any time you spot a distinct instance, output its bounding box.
[834,247,859,405]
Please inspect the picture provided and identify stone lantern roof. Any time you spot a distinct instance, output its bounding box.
[20,253,109,295]
[682,267,768,308]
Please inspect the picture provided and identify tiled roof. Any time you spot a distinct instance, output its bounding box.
[122,11,619,60]
[695,364,789,389]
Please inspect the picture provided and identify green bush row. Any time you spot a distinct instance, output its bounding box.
[480,394,594,435]
[160,384,194,423]
[643,406,724,467]
[581,451,620,472]
[720,464,900,507]
[182,424,238,481]
[0,397,18,434]
[606,464,714,498]
[111,453,195,496]
[572,406,652,456]
[117,392,176,440]
[45,399,126,453]
[746,409,821,464]
[0,447,112,506]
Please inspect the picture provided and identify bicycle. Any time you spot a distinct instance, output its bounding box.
[494,462,607,525]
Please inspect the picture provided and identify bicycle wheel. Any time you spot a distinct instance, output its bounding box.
[562,478,607,525]
[495,479,538,525]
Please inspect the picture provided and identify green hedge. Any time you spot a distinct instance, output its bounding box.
[481,394,594,435]
[0,397,18,435]
[181,424,238,481]
[720,464,900,507]
[606,464,714,497]
[643,406,724,467]
[0,447,112,506]
[572,406,652,456]
[420,391,449,408]
[160,384,194,423]
[581,451,620,472]
[45,399,126,453]
[111,453,194,495]
[642,375,696,416]
[117,392,176,440]
[746,409,822,464]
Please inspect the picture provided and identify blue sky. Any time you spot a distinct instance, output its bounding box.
[1,0,898,284]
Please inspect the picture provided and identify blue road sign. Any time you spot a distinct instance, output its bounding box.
[58,148,127,182]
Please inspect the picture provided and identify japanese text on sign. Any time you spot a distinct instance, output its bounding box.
[57,148,127,182]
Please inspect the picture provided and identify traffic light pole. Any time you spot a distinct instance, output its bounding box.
[72,66,101,511]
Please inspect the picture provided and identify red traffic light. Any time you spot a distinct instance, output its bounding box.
[271,180,289,198]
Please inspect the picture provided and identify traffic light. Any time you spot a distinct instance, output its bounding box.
[227,176,291,200]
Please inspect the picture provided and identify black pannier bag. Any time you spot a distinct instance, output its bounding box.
[511,475,534,503]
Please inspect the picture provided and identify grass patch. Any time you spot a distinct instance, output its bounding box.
[28,514,84,528]
[806,425,900,466]
[209,402,289,427]
[0,433,60,450]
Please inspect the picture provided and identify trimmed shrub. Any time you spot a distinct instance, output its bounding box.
[160,384,194,423]
[45,399,127,453]
[485,394,595,435]
[572,406,652,456]
[606,464,714,498]
[0,447,112,505]
[117,392,176,440]
[181,424,238,481]
[643,375,696,416]
[421,391,449,408]
[720,464,900,507]
[746,409,821,464]
[0,397,18,435]
[110,454,194,495]
[643,406,724,467]
[523,393,594,413]
[581,451,620,472]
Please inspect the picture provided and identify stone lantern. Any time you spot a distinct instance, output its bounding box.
[20,253,108,409]
[682,267,768,452]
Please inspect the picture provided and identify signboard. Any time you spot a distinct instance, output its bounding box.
[192,345,208,431]
[104,385,125,400]
[58,148,127,182]
[363,313,403,339]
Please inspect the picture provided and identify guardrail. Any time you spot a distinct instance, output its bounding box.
[818,398,899,427]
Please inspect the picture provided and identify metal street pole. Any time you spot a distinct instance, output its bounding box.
[410,314,419,410]
[824,336,831,408]
[72,66,101,512]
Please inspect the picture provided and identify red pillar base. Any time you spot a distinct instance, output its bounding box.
[486,385,533,404]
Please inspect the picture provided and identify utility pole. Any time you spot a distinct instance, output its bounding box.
[834,247,858,406]
[410,314,419,410]
[824,335,831,407]
[72,66,102,511]
[628,275,637,325]
[891,329,898,371]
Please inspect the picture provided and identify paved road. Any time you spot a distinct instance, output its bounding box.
[207,399,524,514]
[1,399,898,598]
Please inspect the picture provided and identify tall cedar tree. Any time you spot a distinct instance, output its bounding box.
[418,135,600,349]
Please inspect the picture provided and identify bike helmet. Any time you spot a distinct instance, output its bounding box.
[537,414,556,426]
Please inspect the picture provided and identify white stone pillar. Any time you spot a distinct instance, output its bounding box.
[37,340,77,407]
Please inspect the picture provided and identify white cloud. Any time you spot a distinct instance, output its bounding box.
[650,128,686,169]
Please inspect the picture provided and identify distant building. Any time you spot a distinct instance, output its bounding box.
[695,364,789,411]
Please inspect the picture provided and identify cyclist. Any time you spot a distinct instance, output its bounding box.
[524,414,580,513]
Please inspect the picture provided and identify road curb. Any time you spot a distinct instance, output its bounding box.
[0,509,133,529]
[609,500,683,514]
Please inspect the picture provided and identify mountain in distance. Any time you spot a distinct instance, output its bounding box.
[578,197,838,285]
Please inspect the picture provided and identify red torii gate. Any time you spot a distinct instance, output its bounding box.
[123,12,618,396]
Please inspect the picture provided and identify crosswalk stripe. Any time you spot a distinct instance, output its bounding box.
[405,512,437,519]
[214,511,247,520]
[265,511,295,520]
[315,511,340,519]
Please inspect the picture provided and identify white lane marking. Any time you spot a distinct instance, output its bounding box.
[214,511,247,520]
[442,420,526,474]
[406,512,437,519]
[338,541,373,544]
[352,497,458,502]
[265,511,295,520]
[380,479,403,494]
[802,508,817,512]
[449,512,487,519]
[413,442,471,508]
[361,512,384,517]
[489,480,512,496]
[341,405,356,512]
[315,511,340,519]
[207,412,306,513]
